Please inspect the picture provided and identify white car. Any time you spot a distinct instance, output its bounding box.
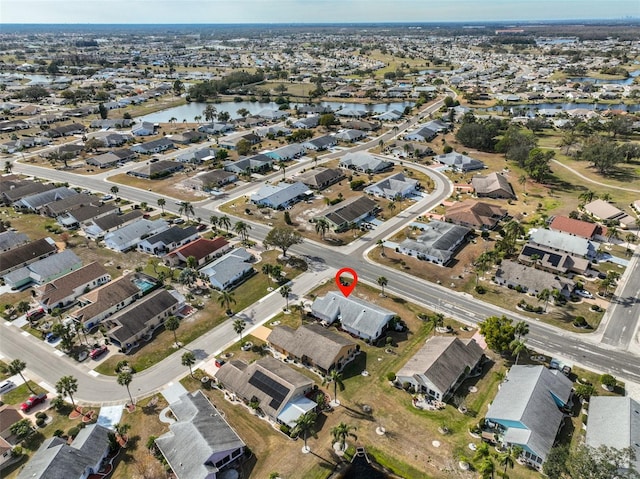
[575,290,594,299]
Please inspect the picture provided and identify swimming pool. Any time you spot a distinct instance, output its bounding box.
[133,278,156,293]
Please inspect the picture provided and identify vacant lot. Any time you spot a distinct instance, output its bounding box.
[108,171,208,202]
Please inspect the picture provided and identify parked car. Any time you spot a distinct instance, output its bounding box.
[196,224,207,231]
[45,332,58,343]
[20,393,47,412]
[575,289,594,299]
[101,194,114,201]
[26,308,46,322]
[0,380,15,394]
[173,218,185,224]
[90,345,108,359]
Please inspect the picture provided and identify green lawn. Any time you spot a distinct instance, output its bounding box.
[1,381,47,405]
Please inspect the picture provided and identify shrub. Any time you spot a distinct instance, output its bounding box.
[53,429,64,437]
[284,211,292,225]
[35,412,47,420]
[279,424,291,435]
[402,381,412,391]
[573,316,587,327]
[350,179,366,190]
[443,144,453,154]
[36,417,46,428]
[68,426,80,438]
[11,446,22,457]
[475,285,486,294]
[600,374,616,389]
[386,372,396,382]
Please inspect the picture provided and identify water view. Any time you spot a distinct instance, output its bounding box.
[485,102,640,113]
[568,69,640,85]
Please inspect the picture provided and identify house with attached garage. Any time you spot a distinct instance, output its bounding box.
[397,220,471,266]
[335,129,367,142]
[339,151,392,173]
[57,202,119,230]
[13,186,78,213]
[131,121,155,136]
[128,160,183,179]
[137,225,199,255]
[396,336,484,401]
[364,172,419,200]
[444,200,507,230]
[164,237,231,268]
[292,115,319,129]
[495,260,575,297]
[103,218,169,252]
[82,210,143,241]
[435,151,485,172]
[0,237,57,277]
[155,391,246,479]
[0,231,29,253]
[404,125,438,142]
[251,181,311,209]
[297,167,345,191]
[486,365,573,469]
[471,172,516,200]
[223,154,273,174]
[42,193,101,218]
[264,143,307,162]
[302,135,337,151]
[310,291,396,342]
[183,170,237,191]
[199,248,254,291]
[36,261,110,312]
[1,181,55,206]
[314,196,378,232]
[131,137,175,154]
[529,228,598,259]
[3,249,82,290]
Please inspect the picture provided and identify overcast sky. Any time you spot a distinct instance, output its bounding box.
[1,0,638,24]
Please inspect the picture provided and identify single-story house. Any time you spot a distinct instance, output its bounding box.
[404,125,438,142]
[42,193,100,218]
[197,122,234,135]
[86,152,124,169]
[310,291,395,342]
[342,119,378,131]
[13,186,78,213]
[398,220,471,266]
[1,182,55,205]
[585,396,640,476]
[103,218,169,252]
[267,323,358,374]
[495,260,575,297]
[373,109,403,121]
[127,160,183,179]
[292,116,319,129]
[314,196,378,232]
[199,248,254,291]
[82,210,144,241]
[486,365,573,469]
[396,336,484,401]
[155,391,246,479]
[176,147,217,164]
[224,154,273,174]
[302,135,337,151]
[15,424,111,479]
[183,170,237,191]
[164,237,231,267]
[251,181,311,209]
[339,152,392,173]
[46,122,86,138]
[85,131,130,148]
[444,200,507,230]
[36,261,110,312]
[0,406,23,443]
[335,129,367,142]
[471,172,516,199]
[549,216,604,240]
[255,125,292,138]
[3,249,81,290]
[57,203,119,230]
[264,144,307,162]
[529,228,598,259]
[518,244,590,275]
[215,357,317,427]
[106,289,182,350]
[218,133,260,151]
[297,168,345,191]
[364,172,419,200]
[256,109,289,121]
[132,121,155,136]
[137,225,199,255]
[168,130,206,145]
[131,138,175,154]
[0,237,57,277]
[0,231,29,253]
[435,152,485,172]
[583,199,636,228]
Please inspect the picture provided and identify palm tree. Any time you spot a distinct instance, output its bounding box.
[232,319,246,343]
[537,288,551,312]
[377,276,388,296]
[203,104,217,126]
[510,339,527,365]
[293,411,317,452]
[625,233,636,253]
[608,225,620,244]
[209,215,219,233]
[218,290,236,314]
[377,239,386,257]
[518,174,527,193]
[261,264,275,287]
[280,284,292,310]
[234,221,251,242]
[514,321,529,340]
[178,201,194,222]
[157,198,166,215]
[278,161,287,179]
[322,369,345,404]
[578,190,597,206]
[474,442,490,461]
[219,215,231,233]
[117,371,134,407]
[165,315,181,346]
[314,218,330,239]
[4,161,12,174]
[56,375,79,411]
[8,359,36,394]
[388,201,396,214]
[194,115,202,124]
[479,457,495,479]
[499,447,516,476]
[110,185,119,199]
[181,351,196,377]
[178,268,197,289]
[331,422,357,451]
[16,301,30,316]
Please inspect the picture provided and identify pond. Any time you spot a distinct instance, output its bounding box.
[568,69,640,85]
[137,100,415,123]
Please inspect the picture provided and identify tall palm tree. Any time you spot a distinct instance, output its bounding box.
[234,221,251,242]
[518,174,527,193]
[510,339,527,365]
[479,457,495,479]
[377,276,388,296]
[377,239,386,257]
[322,369,345,404]
[178,268,197,289]
[209,215,219,233]
[165,315,181,346]
[261,264,275,287]
[314,218,329,239]
[8,359,36,394]
[278,161,287,179]
[514,321,529,340]
[109,185,119,199]
[219,215,231,233]
[232,319,245,343]
[157,198,166,215]
[218,290,236,314]
[578,190,597,206]
[331,422,357,451]
[203,104,217,126]
[388,201,396,214]
[280,284,292,310]
[293,411,317,452]
[499,447,516,476]
[56,375,79,411]
[178,201,194,222]
[181,351,196,377]
[117,371,134,407]
[537,288,551,313]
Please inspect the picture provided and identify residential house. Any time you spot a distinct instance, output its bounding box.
[297,168,345,191]
[585,396,640,476]
[251,181,311,209]
[137,226,199,255]
[364,172,419,200]
[265,144,307,162]
[529,229,598,259]
[404,125,438,142]
[310,291,395,341]
[224,154,273,174]
[1,182,55,206]
[549,216,604,240]
[302,135,337,151]
[16,424,111,479]
[0,237,57,277]
[335,129,366,142]
[256,109,289,121]
[90,118,133,129]
[255,125,291,138]
[267,323,358,374]
[444,200,507,230]
[218,132,260,151]
[155,391,246,479]
[42,193,100,218]
[342,120,378,131]
[398,220,471,266]
[435,152,485,172]
[486,365,573,469]
[4,249,82,290]
[197,122,234,135]
[86,148,136,168]
[0,406,22,443]
[495,260,575,297]
[169,130,206,145]
[0,436,13,471]
[314,196,378,232]
[0,231,29,253]
[132,121,155,136]
[373,109,403,121]
[69,273,143,330]
[292,116,319,129]
[339,152,392,173]
[215,357,317,427]
[200,248,254,291]
[103,218,169,252]
[36,262,110,311]
[183,170,237,191]
[106,289,182,350]
[57,203,119,230]
[128,160,183,179]
[471,172,516,199]
[396,336,484,401]
[164,237,231,267]
[82,210,143,241]
[583,199,636,228]
[85,131,129,148]
[13,186,78,213]
[131,138,175,154]
[46,123,85,138]
[518,244,590,275]
[176,147,217,164]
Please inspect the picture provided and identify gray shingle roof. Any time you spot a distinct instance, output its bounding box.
[0,237,57,275]
[339,152,392,172]
[0,230,29,251]
[318,195,377,229]
[529,228,597,258]
[364,172,419,199]
[199,248,253,289]
[71,273,140,324]
[496,260,575,294]
[251,181,309,208]
[103,218,169,250]
[14,186,77,210]
[471,172,515,198]
[297,168,345,189]
[398,220,471,262]
[435,151,485,171]
[141,225,198,248]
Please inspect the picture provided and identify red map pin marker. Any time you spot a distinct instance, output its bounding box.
[335,268,358,297]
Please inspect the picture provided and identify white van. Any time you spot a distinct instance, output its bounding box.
[0,380,15,394]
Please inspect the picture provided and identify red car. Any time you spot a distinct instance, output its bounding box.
[20,393,47,412]
[90,345,108,359]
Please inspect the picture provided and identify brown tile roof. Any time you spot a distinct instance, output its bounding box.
[170,237,229,262]
[0,406,22,434]
[445,200,507,229]
[38,262,109,308]
[0,237,57,275]
[549,216,599,239]
[71,273,139,324]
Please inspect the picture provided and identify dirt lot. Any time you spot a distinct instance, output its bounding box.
[108,171,209,202]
